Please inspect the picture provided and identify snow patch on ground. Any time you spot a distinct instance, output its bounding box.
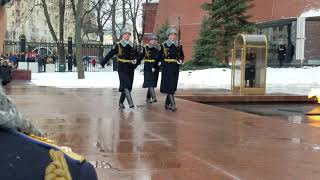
[31,67,320,95]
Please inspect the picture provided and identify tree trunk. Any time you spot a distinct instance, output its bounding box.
[121,0,126,30]
[98,32,104,61]
[97,1,104,61]
[41,0,58,42]
[75,0,85,79]
[132,20,137,42]
[59,0,66,66]
[111,0,117,43]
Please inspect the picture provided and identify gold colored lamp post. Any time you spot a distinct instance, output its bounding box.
[231,34,268,95]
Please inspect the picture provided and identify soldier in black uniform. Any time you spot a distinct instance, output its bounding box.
[67,54,73,72]
[245,49,256,87]
[100,27,139,109]
[159,28,184,112]
[0,2,98,179]
[138,34,161,103]
[277,44,286,68]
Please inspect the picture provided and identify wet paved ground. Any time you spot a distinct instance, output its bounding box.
[4,84,320,179]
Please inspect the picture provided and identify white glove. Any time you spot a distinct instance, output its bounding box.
[177,60,183,65]
[158,62,161,66]
[152,68,155,72]
[132,60,137,64]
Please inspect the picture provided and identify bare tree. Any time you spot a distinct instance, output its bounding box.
[91,0,113,60]
[127,0,152,44]
[121,0,127,32]
[70,0,99,79]
[40,0,59,42]
[41,0,66,66]
[59,0,66,64]
[111,0,119,43]
[70,0,85,79]
[109,0,129,43]
[6,2,42,34]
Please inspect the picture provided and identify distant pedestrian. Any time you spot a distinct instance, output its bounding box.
[277,44,286,68]
[43,55,47,72]
[67,54,73,72]
[92,58,97,68]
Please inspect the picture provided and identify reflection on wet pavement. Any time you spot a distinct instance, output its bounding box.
[4,84,320,179]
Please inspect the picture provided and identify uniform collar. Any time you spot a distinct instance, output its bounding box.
[147,44,158,49]
[165,40,179,47]
[120,39,133,48]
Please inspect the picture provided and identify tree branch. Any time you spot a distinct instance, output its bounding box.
[40,0,58,42]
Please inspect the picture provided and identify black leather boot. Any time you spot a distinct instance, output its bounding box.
[150,87,157,103]
[119,92,125,109]
[165,94,171,110]
[168,94,177,112]
[146,89,152,103]
[124,89,135,108]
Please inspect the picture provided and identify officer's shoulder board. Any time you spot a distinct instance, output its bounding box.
[16,131,85,164]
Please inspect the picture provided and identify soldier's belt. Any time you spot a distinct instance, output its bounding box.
[144,59,155,63]
[118,58,133,63]
[164,59,177,63]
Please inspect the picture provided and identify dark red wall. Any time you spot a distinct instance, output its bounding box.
[153,0,320,61]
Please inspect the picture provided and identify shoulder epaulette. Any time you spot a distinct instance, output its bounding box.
[144,46,150,59]
[16,132,85,164]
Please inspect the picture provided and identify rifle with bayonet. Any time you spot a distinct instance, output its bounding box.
[177,16,183,65]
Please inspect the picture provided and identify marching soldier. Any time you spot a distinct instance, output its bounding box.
[100,27,139,109]
[138,34,161,103]
[159,27,184,112]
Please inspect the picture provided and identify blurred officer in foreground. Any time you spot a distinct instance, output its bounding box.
[0,1,98,179]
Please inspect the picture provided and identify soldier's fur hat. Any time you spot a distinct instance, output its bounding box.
[121,27,132,35]
[148,34,158,41]
[166,27,178,37]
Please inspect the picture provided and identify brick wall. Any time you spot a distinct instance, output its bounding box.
[154,0,208,61]
[143,3,158,34]
[153,0,320,61]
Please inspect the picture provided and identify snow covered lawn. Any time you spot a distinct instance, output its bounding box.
[31,67,320,95]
